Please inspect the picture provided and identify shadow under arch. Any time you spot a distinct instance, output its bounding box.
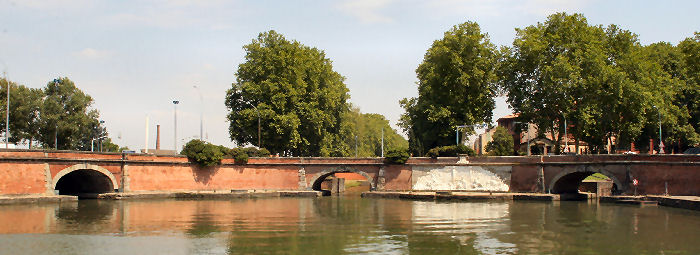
[548,166,624,195]
[53,164,119,196]
[308,166,376,192]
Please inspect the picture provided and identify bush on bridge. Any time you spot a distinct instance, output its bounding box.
[228,147,271,164]
[384,148,410,164]
[181,139,226,167]
[426,145,475,158]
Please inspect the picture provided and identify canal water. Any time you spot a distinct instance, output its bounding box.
[0,196,699,254]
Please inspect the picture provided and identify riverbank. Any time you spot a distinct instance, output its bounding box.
[0,190,321,204]
[362,191,700,211]
[361,191,561,201]
[0,194,77,204]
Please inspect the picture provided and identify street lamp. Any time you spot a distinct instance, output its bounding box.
[514,121,531,156]
[653,105,664,154]
[193,85,203,141]
[3,71,9,149]
[99,120,105,152]
[173,100,179,152]
[456,123,486,146]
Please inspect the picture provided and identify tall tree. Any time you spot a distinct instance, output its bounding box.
[676,33,700,148]
[38,77,103,150]
[226,30,350,156]
[400,21,498,156]
[342,106,408,157]
[0,78,42,147]
[500,13,675,153]
[485,126,514,156]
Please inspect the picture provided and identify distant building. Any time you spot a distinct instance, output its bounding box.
[475,114,590,155]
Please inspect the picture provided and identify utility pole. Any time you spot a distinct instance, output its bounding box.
[381,128,384,157]
[173,100,179,152]
[4,71,9,149]
[653,105,664,154]
[355,135,358,157]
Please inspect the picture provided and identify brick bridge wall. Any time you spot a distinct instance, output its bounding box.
[0,150,698,196]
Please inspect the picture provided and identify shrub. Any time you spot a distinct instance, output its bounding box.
[233,151,249,164]
[181,139,225,167]
[425,145,475,158]
[485,126,514,156]
[243,147,270,157]
[384,148,410,164]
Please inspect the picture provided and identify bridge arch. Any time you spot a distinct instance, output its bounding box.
[53,164,118,195]
[548,166,624,194]
[308,166,376,192]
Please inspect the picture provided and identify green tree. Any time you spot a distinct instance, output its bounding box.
[342,106,407,157]
[0,78,42,147]
[400,21,498,156]
[226,30,350,156]
[38,77,104,150]
[676,33,700,148]
[500,13,675,153]
[485,126,514,156]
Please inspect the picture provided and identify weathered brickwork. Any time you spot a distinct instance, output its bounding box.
[0,150,698,196]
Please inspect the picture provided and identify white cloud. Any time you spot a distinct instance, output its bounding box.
[75,48,113,59]
[103,0,243,30]
[423,0,589,18]
[337,0,395,24]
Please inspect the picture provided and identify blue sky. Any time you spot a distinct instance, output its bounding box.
[0,0,698,150]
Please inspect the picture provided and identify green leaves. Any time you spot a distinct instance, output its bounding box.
[400,21,498,156]
[485,127,514,156]
[0,77,114,150]
[181,139,225,167]
[226,30,350,156]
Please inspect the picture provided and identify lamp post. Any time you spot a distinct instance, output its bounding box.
[193,85,203,141]
[381,128,384,157]
[173,100,179,152]
[456,124,485,146]
[653,105,664,154]
[99,120,105,152]
[562,113,568,154]
[53,79,59,150]
[3,71,9,149]
[514,121,531,156]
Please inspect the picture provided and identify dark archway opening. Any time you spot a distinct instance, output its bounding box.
[551,172,618,200]
[55,169,115,198]
[312,172,371,196]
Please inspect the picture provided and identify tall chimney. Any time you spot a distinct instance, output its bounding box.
[156,124,161,150]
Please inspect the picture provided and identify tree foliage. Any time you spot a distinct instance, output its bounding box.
[485,126,514,156]
[342,106,408,157]
[425,145,476,158]
[0,78,42,146]
[384,148,409,164]
[38,78,109,150]
[226,30,350,156]
[500,13,680,153]
[400,21,498,156]
[0,77,122,150]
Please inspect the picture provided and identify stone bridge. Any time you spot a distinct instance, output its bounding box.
[0,150,698,197]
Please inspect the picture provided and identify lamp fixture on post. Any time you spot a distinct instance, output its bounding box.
[173,100,179,152]
[653,105,664,154]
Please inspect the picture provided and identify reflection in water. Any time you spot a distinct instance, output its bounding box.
[0,198,698,254]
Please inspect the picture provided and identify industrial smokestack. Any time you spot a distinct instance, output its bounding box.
[156,124,161,150]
